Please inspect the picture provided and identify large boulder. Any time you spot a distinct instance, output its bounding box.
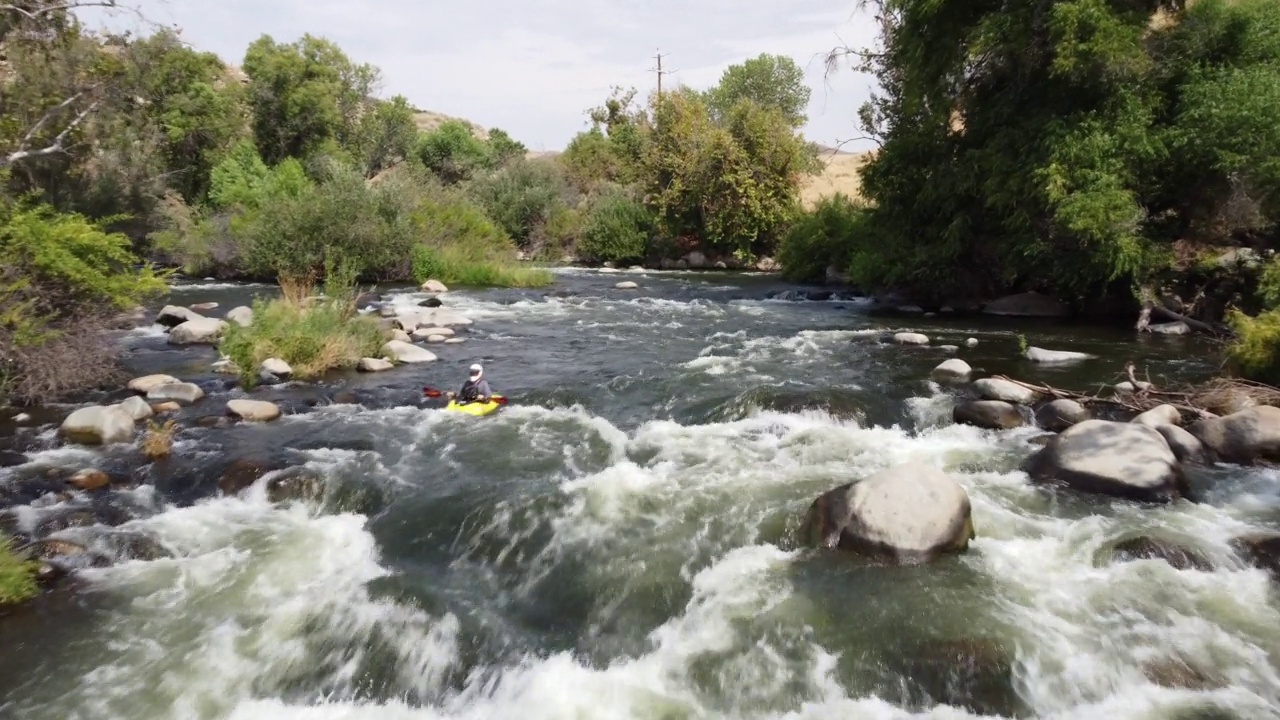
[168,317,228,345]
[1154,425,1212,465]
[146,382,205,405]
[116,396,154,422]
[1188,406,1280,465]
[954,401,1025,430]
[260,358,293,377]
[127,374,179,394]
[685,251,709,269]
[156,305,203,328]
[1036,399,1090,432]
[893,332,930,346]
[973,378,1038,405]
[1022,420,1183,502]
[1132,405,1181,428]
[226,399,282,422]
[982,292,1069,318]
[931,359,972,382]
[1024,346,1095,363]
[801,462,974,564]
[382,341,437,364]
[60,406,135,445]
[225,306,253,327]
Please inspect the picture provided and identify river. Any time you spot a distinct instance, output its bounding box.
[0,268,1277,720]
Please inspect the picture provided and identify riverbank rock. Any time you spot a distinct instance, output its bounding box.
[1133,405,1181,428]
[1022,420,1183,502]
[421,279,449,293]
[382,341,437,364]
[60,406,135,445]
[982,292,1069,318]
[146,382,205,405]
[931,359,972,381]
[1188,406,1280,465]
[357,357,393,372]
[156,305,202,327]
[686,251,708,269]
[127,374,180,394]
[1109,536,1211,571]
[1024,346,1096,363]
[226,399,282,422]
[260,358,293,377]
[168,317,228,345]
[973,378,1038,405]
[802,462,974,564]
[893,332,929,346]
[615,281,639,290]
[1036,399,1090,432]
[416,326,455,338]
[1154,425,1212,465]
[954,401,1025,430]
[69,469,110,491]
[116,396,154,422]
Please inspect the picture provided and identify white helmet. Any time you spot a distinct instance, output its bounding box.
[469,364,483,378]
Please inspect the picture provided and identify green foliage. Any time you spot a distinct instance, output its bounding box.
[0,538,38,606]
[355,95,418,178]
[579,188,653,264]
[409,189,551,287]
[706,53,811,127]
[414,120,492,184]
[469,159,570,246]
[486,128,527,167]
[208,140,272,210]
[777,194,868,282]
[1227,308,1280,384]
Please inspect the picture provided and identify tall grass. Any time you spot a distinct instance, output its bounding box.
[412,245,552,288]
[0,538,38,605]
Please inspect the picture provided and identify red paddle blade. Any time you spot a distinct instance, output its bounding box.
[422,387,444,398]
[493,396,509,405]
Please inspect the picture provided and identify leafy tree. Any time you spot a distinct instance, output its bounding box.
[706,53,811,127]
[355,95,418,177]
[778,194,869,282]
[486,128,527,167]
[413,120,491,184]
[579,187,653,264]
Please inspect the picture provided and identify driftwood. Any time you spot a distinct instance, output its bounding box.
[986,373,1257,421]
[1135,285,1232,337]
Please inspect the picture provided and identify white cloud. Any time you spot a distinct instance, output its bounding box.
[81,0,879,151]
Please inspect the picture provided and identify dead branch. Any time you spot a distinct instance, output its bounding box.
[0,98,99,167]
[989,374,1221,421]
[0,1,123,20]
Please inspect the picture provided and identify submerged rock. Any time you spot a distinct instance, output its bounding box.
[357,357,394,372]
[127,374,180,394]
[0,451,29,468]
[1132,404,1181,428]
[146,382,205,405]
[1232,533,1280,581]
[982,292,1069,318]
[1022,420,1183,502]
[1023,346,1095,363]
[1188,406,1280,465]
[382,340,437,364]
[226,399,282,422]
[168,317,228,345]
[1036,399,1090,432]
[954,401,1024,430]
[973,378,1038,405]
[887,639,1022,718]
[1142,658,1221,691]
[218,459,279,495]
[931,359,972,381]
[893,332,929,346]
[802,462,974,564]
[419,297,443,308]
[69,469,110,491]
[60,406,135,445]
[1109,536,1212,571]
[266,469,325,504]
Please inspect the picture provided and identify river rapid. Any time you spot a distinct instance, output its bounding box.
[1,268,1278,720]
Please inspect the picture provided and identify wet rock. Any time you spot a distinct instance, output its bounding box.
[421,279,449,293]
[937,344,959,353]
[260,358,293,377]
[150,401,181,414]
[195,415,231,429]
[425,334,447,343]
[418,297,444,308]
[168,317,228,345]
[888,639,1022,718]
[1133,404,1181,428]
[116,396,154,422]
[1231,533,1280,581]
[615,281,639,290]
[35,510,100,536]
[35,561,67,586]
[1142,658,1221,691]
[218,459,279,495]
[1188,406,1280,465]
[1022,420,1183,502]
[60,405,135,445]
[257,370,283,386]
[893,332,929,346]
[931,359,972,381]
[982,292,1069,318]
[802,462,974,564]
[146,382,205,405]
[354,292,382,307]
[266,469,325,504]
[329,390,359,405]
[382,340,436,364]
[1036,399,1090,432]
[0,451,29,468]
[104,531,172,561]
[1110,536,1212,571]
[1148,321,1190,336]
[69,469,110,491]
[1155,425,1212,465]
[357,357,393,372]
[954,401,1025,430]
[973,378,1037,405]
[127,374,180,394]
[1114,381,1153,393]
[156,305,203,327]
[965,338,979,348]
[226,399,281,422]
[1023,346,1095,363]
[599,267,620,274]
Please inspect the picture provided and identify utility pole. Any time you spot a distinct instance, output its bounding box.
[652,50,675,101]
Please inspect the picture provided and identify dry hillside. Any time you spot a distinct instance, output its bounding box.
[800,149,872,207]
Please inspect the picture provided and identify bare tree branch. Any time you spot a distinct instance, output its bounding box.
[0,1,120,20]
[1,98,99,167]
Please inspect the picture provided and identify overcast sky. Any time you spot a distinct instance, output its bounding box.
[82,1,878,152]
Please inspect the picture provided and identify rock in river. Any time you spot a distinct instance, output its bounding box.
[1023,346,1096,363]
[1154,425,1212,465]
[982,292,1069,318]
[1109,536,1211,571]
[802,462,974,564]
[421,279,449,293]
[116,396,154,422]
[260,358,293,377]
[382,340,436,364]
[146,382,205,405]
[931,359,972,381]
[155,305,203,327]
[1035,399,1089,432]
[954,401,1024,430]
[1132,404,1181,428]
[893,332,929,346]
[60,405,135,445]
[69,469,110,491]
[225,306,253,327]
[1022,420,1184,502]
[127,374,180,394]
[168,317,228,345]
[973,378,1038,405]
[615,281,639,290]
[1188,406,1280,465]
[226,399,282,422]
[357,357,394,372]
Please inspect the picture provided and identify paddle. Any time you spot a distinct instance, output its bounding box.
[422,386,508,404]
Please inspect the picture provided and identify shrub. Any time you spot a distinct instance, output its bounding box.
[777,194,870,283]
[578,189,653,264]
[142,419,177,459]
[413,120,492,184]
[409,191,552,287]
[469,158,571,246]
[1227,308,1280,384]
[0,538,38,606]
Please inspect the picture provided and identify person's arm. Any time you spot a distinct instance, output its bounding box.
[479,380,492,400]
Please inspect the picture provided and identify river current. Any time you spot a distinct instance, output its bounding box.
[0,268,1277,720]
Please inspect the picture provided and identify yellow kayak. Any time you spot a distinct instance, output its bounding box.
[444,395,504,416]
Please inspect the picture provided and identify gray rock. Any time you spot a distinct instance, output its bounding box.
[415,326,455,338]
[615,281,639,290]
[146,382,205,405]
[260,358,293,377]
[1133,405,1181,428]
[973,378,1038,405]
[801,462,974,564]
[382,340,437,364]
[190,302,219,312]
[1022,420,1183,502]
[357,357,394,372]
[225,306,253,327]
[931,358,972,381]
[1148,321,1190,335]
[127,374,180,394]
[378,304,398,318]
[954,401,1025,430]
[168,317,228,345]
[1110,536,1212,571]
[1155,425,1212,465]
[1024,346,1096,363]
[893,332,930,346]
[982,292,1069,318]
[117,396,154,422]
[226,399,281,422]
[60,406,135,445]
[686,251,708,269]
[1188,406,1280,465]
[1036,399,1090,432]
[156,305,203,328]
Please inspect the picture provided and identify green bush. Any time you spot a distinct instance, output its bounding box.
[578,189,653,264]
[409,194,551,287]
[414,120,492,184]
[1227,308,1280,384]
[0,538,37,606]
[778,194,869,283]
[469,158,571,246]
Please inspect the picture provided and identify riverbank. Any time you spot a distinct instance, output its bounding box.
[1,267,1277,719]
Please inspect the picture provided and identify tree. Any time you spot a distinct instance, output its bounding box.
[413,120,491,184]
[355,95,417,177]
[706,53,811,127]
[486,128,527,167]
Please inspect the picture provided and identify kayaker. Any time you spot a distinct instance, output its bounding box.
[448,364,493,405]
